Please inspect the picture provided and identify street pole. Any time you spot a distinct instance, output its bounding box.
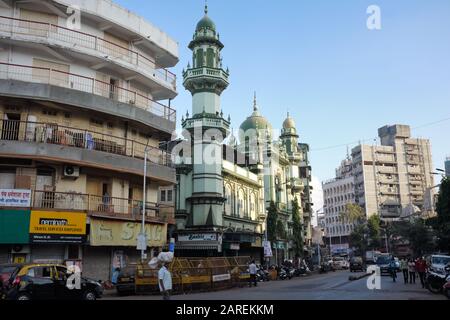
[141,149,147,261]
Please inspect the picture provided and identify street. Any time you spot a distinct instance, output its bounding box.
[104,271,446,300]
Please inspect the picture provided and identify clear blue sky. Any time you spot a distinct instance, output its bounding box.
[116,0,450,184]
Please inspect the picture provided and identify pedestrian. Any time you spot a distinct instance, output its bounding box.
[158,262,172,300]
[249,260,257,287]
[389,257,397,283]
[408,259,416,284]
[415,257,427,289]
[400,258,408,284]
[111,267,120,285]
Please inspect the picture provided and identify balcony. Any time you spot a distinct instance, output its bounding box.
[0,119,175,183]
[30,190,174,224]
[0,16,176,94]
[0,119,171,165]
[183,67,229,82]
[0,62,176,127]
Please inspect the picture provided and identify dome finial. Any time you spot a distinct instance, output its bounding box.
[204,0,208,15]
[253,91,258,111]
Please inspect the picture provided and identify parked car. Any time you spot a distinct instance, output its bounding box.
[3,263,103,300]
[116,264,136,296]
[350,257,365,272]
[429,255,450,275]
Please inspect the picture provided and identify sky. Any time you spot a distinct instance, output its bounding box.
[116,0,450,223]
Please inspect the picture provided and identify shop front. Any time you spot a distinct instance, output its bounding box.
[85,218,167,282]
[28,210,87,265]
[175,232,223,257]
[0,209,30,264]
[223,232,263,262]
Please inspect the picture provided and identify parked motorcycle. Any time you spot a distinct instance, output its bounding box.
[426,264,450,294]
[278,267,288,280]
[256,266,270,282]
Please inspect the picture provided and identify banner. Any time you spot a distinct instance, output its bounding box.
[29,211,86,244]
[264,241,273,258]
[178,233,217,242]
[0,189,31,207]
[90,219,167,247]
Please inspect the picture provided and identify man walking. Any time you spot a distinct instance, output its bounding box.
[408,258,416,284]
[389,257,397,283]
[249,260,257,287]
[415,257,427,289]
[158,262,172,300]
[400,258,408,284]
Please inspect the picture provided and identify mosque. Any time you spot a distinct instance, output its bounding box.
[173,5,314,263]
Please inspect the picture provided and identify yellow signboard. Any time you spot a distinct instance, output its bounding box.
[90,218,167,247]
[29,211,86,235]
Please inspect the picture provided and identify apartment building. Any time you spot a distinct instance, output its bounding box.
[0,0,178,281]
[352,124,434,219]
[322,158,356,254]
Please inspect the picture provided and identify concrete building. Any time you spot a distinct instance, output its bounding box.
[352,125,435,219]
[0,0,178,281]
[322,158,356,255]
[173,6,313,263]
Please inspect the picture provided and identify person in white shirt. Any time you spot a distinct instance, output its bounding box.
[158,262,172,300]
[249,260,257,287]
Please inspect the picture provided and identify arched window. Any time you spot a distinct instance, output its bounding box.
[224,185,232,216]
[250,192,257,220]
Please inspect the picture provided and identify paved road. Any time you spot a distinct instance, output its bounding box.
[104,271,446,300]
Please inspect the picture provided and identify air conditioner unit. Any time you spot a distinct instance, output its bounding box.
[63,165,80,179]
[11,245,30,254]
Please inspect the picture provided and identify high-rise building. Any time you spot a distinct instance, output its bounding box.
[322,158,356,255]
[352,125,435,219]
[0,0,178,281]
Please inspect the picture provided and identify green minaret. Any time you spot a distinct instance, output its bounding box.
[181,4,230,228]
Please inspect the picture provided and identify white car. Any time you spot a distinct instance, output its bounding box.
[430,255,450,274]
[332,257,349,270]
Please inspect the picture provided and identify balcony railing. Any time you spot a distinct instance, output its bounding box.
[0,16,176,90]
[0,119,173,167]
[31,190,175,223]
[0,62,176,122]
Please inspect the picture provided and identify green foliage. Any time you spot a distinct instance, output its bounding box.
[340,203,365,224]
[435,177,450,253]
[390,219,435,257]
[267,201,278,242]
[367,215,381,249]
[291,198,304,257]
[349,224,368,256]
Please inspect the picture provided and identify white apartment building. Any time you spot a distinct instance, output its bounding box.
[322,158,355,254]
[352,125,434,219]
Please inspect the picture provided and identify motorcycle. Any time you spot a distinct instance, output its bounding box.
[425,264,450,294]
[256,266,270,282]
[286,267,295,280]
[278,267,288,280]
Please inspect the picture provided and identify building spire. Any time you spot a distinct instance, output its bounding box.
[204,0,208,15]
[253,91,258,111]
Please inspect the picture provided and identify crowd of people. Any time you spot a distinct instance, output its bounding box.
[392,257,428,288]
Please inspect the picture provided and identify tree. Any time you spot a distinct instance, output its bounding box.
[291,198,304,257]
[340,203,365,224]
[434,177,450,253]
[349,224,368,256]
[267,201,278,242]
[390,218,436,257]
[367,214,381,249]
[276,220,287,240]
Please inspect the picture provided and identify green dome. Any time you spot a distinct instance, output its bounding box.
[239,94,272,143]
[196,15,216,32]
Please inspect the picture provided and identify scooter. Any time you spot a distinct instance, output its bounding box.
[278,267,288,280]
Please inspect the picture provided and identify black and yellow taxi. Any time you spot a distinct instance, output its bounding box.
[3,263,103,301]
